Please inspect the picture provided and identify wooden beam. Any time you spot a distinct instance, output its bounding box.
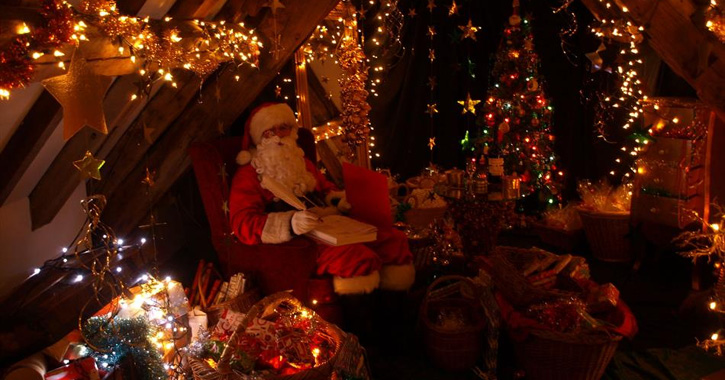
[100,0,340,236]
[0,91,60,206]
[580,0,725,117]
[27,0,221,230]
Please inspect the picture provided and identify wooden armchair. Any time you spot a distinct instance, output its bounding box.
[188,131,334,307]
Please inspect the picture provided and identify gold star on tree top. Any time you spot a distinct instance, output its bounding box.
[448,1,459,16]
[425,103,438,116]
[42,51,113,140]
[459,19,480,41]
[427,0,436,12]
[73,150,105,181]
[457,92,481,115]
[428,137,436,150]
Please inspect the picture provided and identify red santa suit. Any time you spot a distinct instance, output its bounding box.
[228,103,414,295]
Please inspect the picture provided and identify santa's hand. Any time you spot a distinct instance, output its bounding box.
[291,210,322,235]
[337,196,352,212]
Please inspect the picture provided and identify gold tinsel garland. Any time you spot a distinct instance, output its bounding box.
[336,19,371,150]
[707,3,725,43]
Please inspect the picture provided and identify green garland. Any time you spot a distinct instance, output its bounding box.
[82,316,167,380]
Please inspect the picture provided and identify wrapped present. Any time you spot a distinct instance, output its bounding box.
[44,358,99,380]
[211,308,245,341]
[587,283,620,314]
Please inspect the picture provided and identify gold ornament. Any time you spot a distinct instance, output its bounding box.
[408,8,417,17]
[42,52,113,140]
[449,1,459,16]
[428,76,437,91]
[74,150,105,181]
[457,92,481,115]
[428,26,437,39]
[429,48,436,62]
[142,167,156,187]
[427,0,436,12]
[459,19,480,41]
[428,137,436,150]
[585,42,606,72]
[527,78,539,91]
[426,103,439,116]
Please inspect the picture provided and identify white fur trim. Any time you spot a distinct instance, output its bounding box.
[236,150,252,165]
[333,271,380,295]
[379,264,415,291]
[325,190,346,206]
[249,103,297,145]
[261,211,295,244]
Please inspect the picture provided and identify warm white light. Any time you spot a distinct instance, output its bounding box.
[33,268,41,275]
[712,333,719,340]
[710,301,717,310]
[141,238,147,244]
[74,275,84,283]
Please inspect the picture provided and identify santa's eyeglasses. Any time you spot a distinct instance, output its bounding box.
[262,124,293,138]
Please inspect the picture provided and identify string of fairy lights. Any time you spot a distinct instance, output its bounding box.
[0,0,261,101]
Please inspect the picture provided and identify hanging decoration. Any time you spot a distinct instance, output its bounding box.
[42,51,113,140]
[586,11,648,180]
[674,205,725,356]
[0,0,262,100]
[707,0,725,43]
[336,3,372,152]
[423,0,438,162]
[474,1,562,207]
[73,150,106,180]
[263,0,285,59]
[552,0,579,66]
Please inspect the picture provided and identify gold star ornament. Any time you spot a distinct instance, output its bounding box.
[428,48,436,62]
[459,19,480,41]
[264,0,285,15]
[425,103,438,116]
[408,8,417,17]
[142,167,156,187]
[427,26,436,39]
[42,52,113,140]
[428,137,436,150]
[427,0,436,12]
[448,1,459,16]
[457,92,481,115]
[74,150,105,181]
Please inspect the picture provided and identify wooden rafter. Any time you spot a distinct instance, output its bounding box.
[580,0,725,119]
[27,0,219,230]
[98,0,340,236]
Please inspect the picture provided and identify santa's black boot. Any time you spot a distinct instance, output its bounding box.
[375,264,417,355]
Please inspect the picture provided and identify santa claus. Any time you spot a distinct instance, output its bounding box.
[229,103,415,299]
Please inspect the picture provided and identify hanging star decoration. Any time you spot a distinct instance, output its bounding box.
[585,42,606,72]
[426,103,439,116]
[42,52,113,141]
[143,122,156,144]
[428,137,436,150]
[73,150,105,181]
[264,0,285,15]
[458,92,481,115]
[427,26,437,39]
[275,85,282,98]
[459,19,480,41]
[429,48,436,62]
[141,167,156,187]
[448,1,459,16]
[427,0,436,12]
[428,76,437,91]
[358,6,366,20]
[408,8,417,17]
[321,75,330,83]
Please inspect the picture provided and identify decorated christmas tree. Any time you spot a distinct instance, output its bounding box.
[474,2,561,206]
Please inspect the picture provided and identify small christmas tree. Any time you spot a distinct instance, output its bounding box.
[475,1,561,207]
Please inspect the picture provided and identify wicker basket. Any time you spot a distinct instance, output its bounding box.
[420,276,486,372]
[577,208,633,262]
[514,329,621,380]
[533,222,585,253]
[191,292,367,380]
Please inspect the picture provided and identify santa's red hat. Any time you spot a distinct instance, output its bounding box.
[236,102,298,165]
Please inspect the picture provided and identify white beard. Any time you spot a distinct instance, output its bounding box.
[251,131,317,197]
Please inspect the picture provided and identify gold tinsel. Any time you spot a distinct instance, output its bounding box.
[336,22,371,149]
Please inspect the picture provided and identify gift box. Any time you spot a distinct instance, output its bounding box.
[45,358,100,380]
